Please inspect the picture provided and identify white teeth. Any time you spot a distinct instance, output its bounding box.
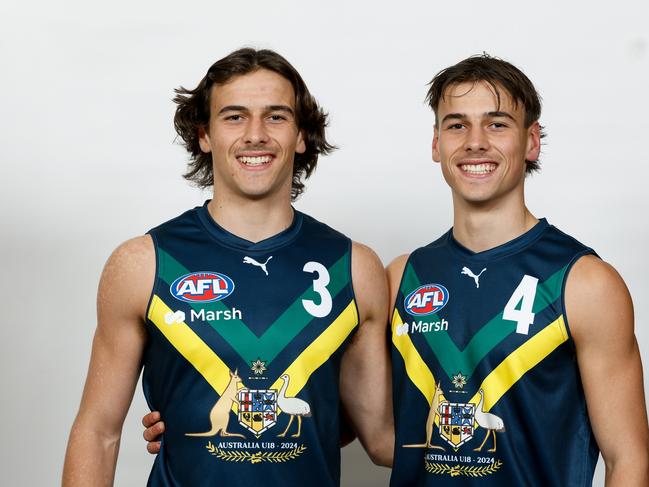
[239,156,272,166]
[461,163,496,174]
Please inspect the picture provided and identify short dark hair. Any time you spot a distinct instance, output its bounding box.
[173,48,335,199]
[426,54,545,173]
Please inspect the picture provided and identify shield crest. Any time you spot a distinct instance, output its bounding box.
[438,402,475,448]
[238,389,277,436]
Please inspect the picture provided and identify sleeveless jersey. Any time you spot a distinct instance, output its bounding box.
[390,219,598,486]
[143,202,358,486]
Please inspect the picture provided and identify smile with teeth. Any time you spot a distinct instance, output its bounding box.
[460,163,497,175]
[238,155,273,166]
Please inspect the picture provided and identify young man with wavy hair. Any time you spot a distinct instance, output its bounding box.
[388,55,649,486]
[63,48,391,486]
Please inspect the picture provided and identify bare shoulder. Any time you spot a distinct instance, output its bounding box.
[98,235,155,322]
[351,241,386,283]
[386,254,409,283]
[386,254,410,308]
[350,241,388,323]
[565,254,634,343]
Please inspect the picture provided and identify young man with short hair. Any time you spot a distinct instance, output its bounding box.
[62,48,391,486]
[388,55,649,486]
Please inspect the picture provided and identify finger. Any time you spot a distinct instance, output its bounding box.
[143,421,166,441]
[147,441,161,455]
[142,411,161,428]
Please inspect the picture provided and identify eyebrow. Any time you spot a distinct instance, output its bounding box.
[217,105,295,116]
[440,111,516,124]
[440,113,466,124]
[487,111,516,121]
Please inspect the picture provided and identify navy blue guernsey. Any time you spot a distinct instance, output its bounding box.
[390,219,599,486]
[143,202,358,486]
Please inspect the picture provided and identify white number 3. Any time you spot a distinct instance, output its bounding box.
[503,275,539,335]
[302,261,332,318]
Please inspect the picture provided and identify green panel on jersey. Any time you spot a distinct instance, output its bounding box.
[158,249,351,365]
[400,263,568,379]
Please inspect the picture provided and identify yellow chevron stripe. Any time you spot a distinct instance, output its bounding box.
[148,295,239,412]
[392,308,437,406]
[150,295,359,416]
[271,300,359,405]
[470,315,568,411]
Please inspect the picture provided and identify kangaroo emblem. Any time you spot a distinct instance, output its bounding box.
[186,369,246,438]
[243,256,273,276]
[403,381,446,450]
[461,266,487,288]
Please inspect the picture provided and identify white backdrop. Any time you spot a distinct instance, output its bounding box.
[1,0,648,485]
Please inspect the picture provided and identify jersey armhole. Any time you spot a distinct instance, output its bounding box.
[560,248,599,342]
[144,231,161,323]
[347,239,361,328]
[389,254,413,334]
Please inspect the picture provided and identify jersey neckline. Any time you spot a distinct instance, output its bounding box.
[196,200,304,252]
[446,218,550,262]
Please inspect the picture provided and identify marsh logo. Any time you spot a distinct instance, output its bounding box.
[170,271,235,303]
[396,322,409,337]
[164,310,186,325]
[404,284,449,316]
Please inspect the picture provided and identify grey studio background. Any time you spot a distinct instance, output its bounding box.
[1,0,648,485]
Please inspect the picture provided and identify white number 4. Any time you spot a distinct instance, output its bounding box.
[503,275,539,335]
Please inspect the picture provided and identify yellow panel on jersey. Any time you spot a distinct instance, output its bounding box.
[271,300,359,409]
[392,308,437,407]
[149,294,236,411]
[470,315,568,410]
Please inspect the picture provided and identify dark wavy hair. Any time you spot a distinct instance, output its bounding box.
[174,48,335,199]
[426,54,545,174]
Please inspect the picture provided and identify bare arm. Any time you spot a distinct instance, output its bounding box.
[62,236,154,486]
[339,242,392,466]
[567,255,649,486]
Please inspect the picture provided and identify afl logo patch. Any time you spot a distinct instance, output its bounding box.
[404,284,449,316]
[170,271,235,303]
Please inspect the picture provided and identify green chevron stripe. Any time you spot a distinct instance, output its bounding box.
[399,263,567,379]
[158,249,351,365]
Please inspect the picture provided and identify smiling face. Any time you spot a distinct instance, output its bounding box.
[198,69,306,202]
[432,81,540,208]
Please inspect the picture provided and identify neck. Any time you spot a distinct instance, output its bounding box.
[451,190,537,253]
[208,190,294,243]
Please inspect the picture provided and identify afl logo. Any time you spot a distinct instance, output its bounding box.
[404,284,449,316]
[170,271,235,303]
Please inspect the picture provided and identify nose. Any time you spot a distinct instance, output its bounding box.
[465,125,489,153]
[243,116,269,145]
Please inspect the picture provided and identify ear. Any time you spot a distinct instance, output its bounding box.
[432,124,441,163]
[525,121,541,162]
[198,126,212,153]
[295,129,306,155]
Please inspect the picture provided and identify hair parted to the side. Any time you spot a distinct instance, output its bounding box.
[173,48,335,200]
[426,53,545,174]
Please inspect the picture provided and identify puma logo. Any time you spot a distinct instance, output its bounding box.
[243,256,273,276]
[461,266,487,288]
